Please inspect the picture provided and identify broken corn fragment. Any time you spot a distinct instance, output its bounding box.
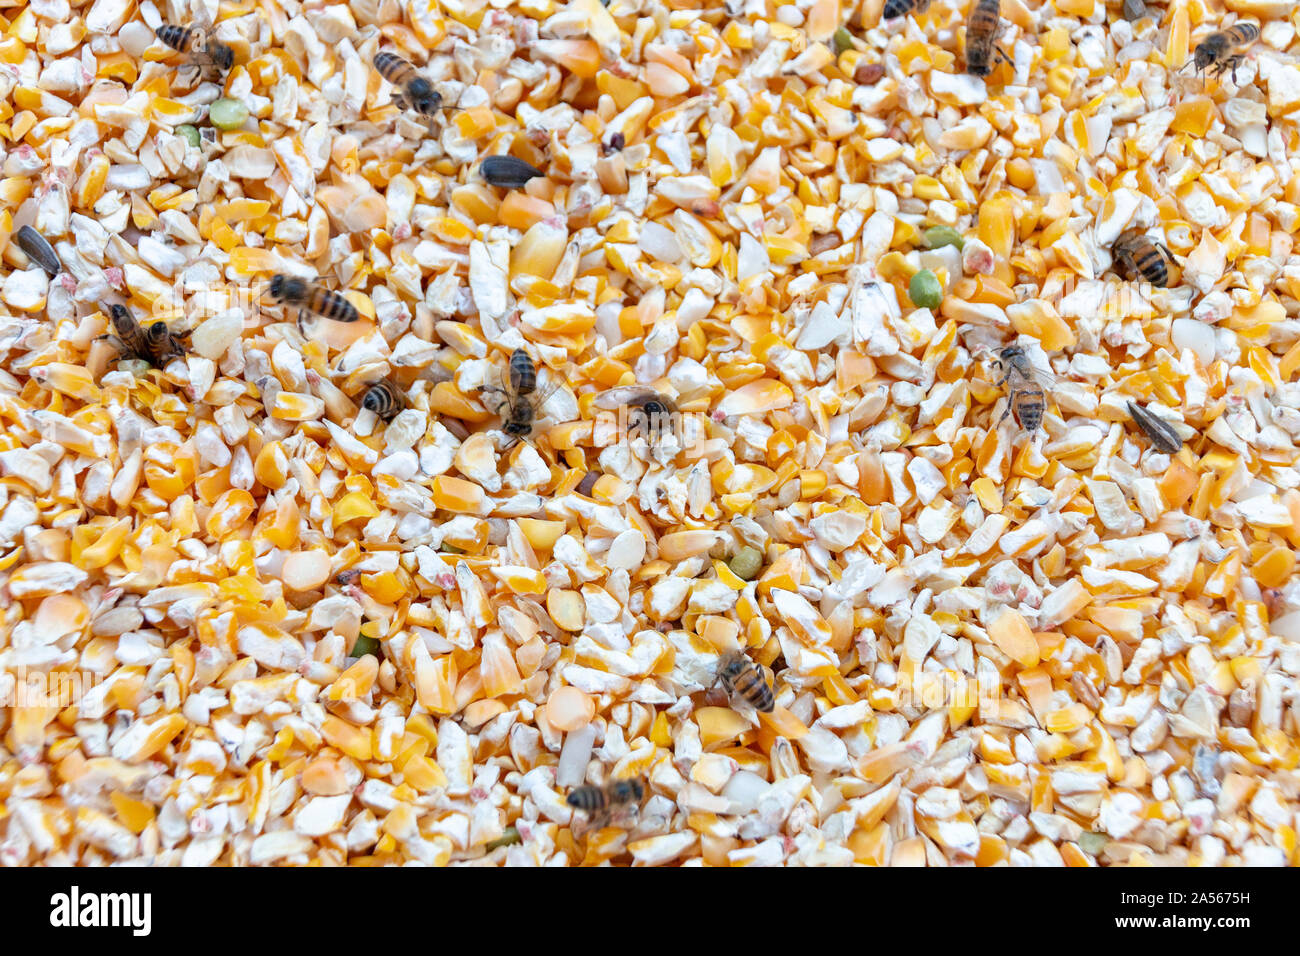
[987,610,1040,668]
[431,476,486,513]
[695,707,751,749]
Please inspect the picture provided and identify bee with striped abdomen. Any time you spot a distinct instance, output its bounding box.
[145,320,188,366]
[268,274,359,331]
[965,0,1011,77]
[594,386,680,446]
[373,52,442,126]
[477,348,560,449]
[507,347,537,395]
[1186,22,1259,83]
[1127,401,1183,454]
[566,777,646,832]
[993,345,1048,433]
[99,305,187,367]
[1111,229,1176,287]
[717,651,774,713]
[361,379,408,423]
[882,0,931,18]
[156,24,234,83]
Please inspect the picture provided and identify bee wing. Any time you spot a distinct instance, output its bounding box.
[593,386,666,410]
[530,377,568,421]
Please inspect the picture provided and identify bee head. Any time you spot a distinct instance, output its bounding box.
[719,651,745,678]
[1193,44,1217,72]
[407,78,441,115]
[504,420,532,437]
[269,274,304,303]
[967,55,990,77]
[214,44,234,72]
[998,345,1022,361]
[619,779,646,803]
[362,388,384,413]
[146,321,170,343]
[109,304,133,332]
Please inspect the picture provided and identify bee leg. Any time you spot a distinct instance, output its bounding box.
[1225,55,1245,84]
[96,334,126,356]
[993,45,1013,67]
[997,396,1015,425]
[994,367,1011,387]
[475,385,507,416]
[611,803,641,831]
[1157,242,1176,266]
[571,809,606,841]
[392,92,409,113]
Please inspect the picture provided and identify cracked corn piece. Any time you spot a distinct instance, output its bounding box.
[0,0,1299,869]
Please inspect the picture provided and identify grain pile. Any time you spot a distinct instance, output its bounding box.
[1,0,1299,867]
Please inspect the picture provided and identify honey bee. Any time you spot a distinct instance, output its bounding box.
[1111,229,1176,287]
[593,386,680,445]
[993,345,1048,433]
[1186,22,1259,83]
[156,25,234,83]
[883,0,931,18]
[361,379,408,423]
[373,52,442,124]
[268,274,359,330]
[477,348,561,448]
[145,321,188,366]
[566,777,646,831]
[507,347,537,395]
[99,305,187,366]
[717,651,774,713]
[965,0,1011,77]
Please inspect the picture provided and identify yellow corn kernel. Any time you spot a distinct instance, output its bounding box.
[987,609,1041,669]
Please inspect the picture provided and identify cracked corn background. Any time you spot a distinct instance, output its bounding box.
[0,0,1299,868]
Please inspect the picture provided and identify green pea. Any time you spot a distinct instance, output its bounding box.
[486,827,521,851]
[728,546,763,581]
[832,28,854,55]
[1078,831,1108,855]
[908,269,943,310]
[923,225,965,250]
[441,543,465,555]
[176,124,201,148]
[209,97,249,130]
[349,635,381,659]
